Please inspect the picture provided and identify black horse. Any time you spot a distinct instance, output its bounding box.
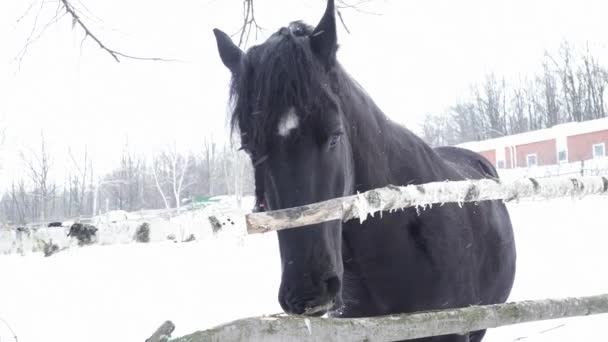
[213,1,516,341]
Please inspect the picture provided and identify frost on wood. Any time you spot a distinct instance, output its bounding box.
[246,176,608,234]
[169,293,608,342]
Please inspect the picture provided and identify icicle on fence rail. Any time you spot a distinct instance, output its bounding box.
[246,176,608,234]
[166,293,608,342]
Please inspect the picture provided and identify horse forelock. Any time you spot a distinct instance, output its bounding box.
[228,21,332,151]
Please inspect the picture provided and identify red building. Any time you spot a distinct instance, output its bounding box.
[457,118,608,169]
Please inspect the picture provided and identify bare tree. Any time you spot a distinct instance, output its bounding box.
[203,138,218,196]
[550,42,584,122]
[21,132,53,223]
[579,45,606,120]
[15,0,375,64]
[67,146,92,217]
[509,85,529,134]
[151,143,193,211]
[450,102,483,142]
[417,41,607,146]
[474,74,508,138]
[229,0,375,48]
[92,178,128,216]
[5,180,28,225]
[230,148,251,208]
[539,58,562,127]
[420,113,459,147]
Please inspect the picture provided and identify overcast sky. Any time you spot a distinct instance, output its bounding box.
[1,0,607,187]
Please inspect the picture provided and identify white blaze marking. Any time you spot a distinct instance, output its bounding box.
[277,107,299,137]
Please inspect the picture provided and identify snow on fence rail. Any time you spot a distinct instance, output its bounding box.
[246,175,608,234]
[160,293,608,342]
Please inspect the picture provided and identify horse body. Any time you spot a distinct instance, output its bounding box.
[213,1,516,340]
[335,80,516,334]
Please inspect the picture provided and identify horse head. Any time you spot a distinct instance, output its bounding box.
[214,0,355,316]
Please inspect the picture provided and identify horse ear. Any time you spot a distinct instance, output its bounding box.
[213,28,244,74]
[310,0,337,69]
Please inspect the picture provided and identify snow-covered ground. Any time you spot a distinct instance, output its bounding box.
[1,195,608,341]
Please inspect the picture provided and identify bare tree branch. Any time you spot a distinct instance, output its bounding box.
[233,0,264,48]
[152,159,171,211]
[0,316,18,342]
[232,0,379,48]
[336,0,382,34]
[16,0,378,62]
[14,0,51,69]
[336,0,380,16]
[67,146,90,216]
[58,0,177,63]
[20,131,53,223]
[16,0,40,24]
[15,0,180,65]
[336,9,351,34]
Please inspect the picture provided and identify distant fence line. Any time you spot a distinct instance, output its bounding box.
[498,158,608,180]
[246,175,608,234]
[161,293,608,342]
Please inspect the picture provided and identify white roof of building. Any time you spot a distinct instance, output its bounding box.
[456,117,608,152]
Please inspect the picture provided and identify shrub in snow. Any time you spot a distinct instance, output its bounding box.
[67,223,98,246]
[135,222,151,243]
[208,216,222,235]
[182,234,196,243]
[167,234,176,242]
[42,239,60,257]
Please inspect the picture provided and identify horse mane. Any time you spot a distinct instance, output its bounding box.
[228,19,446,192]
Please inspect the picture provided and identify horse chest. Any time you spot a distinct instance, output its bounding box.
[340,211,479,316]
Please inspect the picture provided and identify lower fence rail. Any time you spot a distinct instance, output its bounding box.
[152,293,608,342]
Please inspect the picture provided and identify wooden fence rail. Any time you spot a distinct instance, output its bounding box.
[163,293,608,342]
[246,176,608,234]
[149,175,608,341]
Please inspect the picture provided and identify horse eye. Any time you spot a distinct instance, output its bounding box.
[328,132,343,147]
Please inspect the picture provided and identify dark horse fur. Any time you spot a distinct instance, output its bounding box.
[213,1,516,341]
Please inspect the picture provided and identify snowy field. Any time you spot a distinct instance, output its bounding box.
[1,195,608,341]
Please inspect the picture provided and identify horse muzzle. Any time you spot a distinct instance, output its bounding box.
[278,273,342,316]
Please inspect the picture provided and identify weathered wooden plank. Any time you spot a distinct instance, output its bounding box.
[169,293,608,342]
[246,176,608,234]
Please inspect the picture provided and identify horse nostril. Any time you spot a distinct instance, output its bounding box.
[324,275,341,297]
[279,274,342,316]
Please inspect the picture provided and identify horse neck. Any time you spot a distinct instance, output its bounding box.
[338,82,450,192]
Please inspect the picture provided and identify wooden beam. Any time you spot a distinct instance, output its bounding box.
[246,176,608,234]
[169,293,608,342]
